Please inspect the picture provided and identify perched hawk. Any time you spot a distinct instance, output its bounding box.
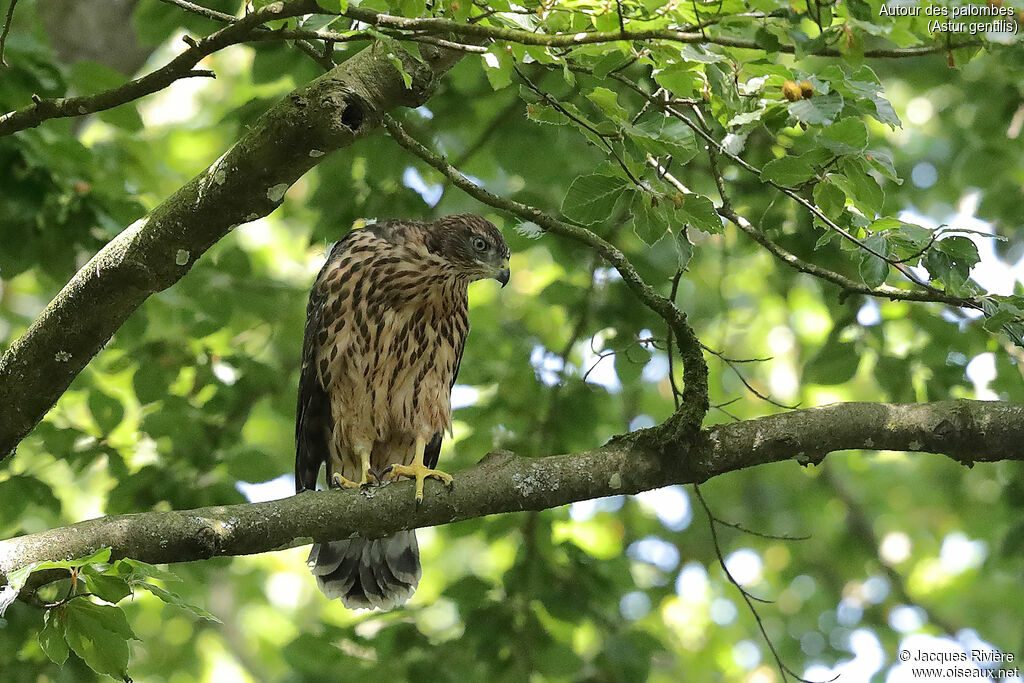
[295,214,510,609]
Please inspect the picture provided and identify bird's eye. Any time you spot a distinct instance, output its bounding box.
[471,236,489,252]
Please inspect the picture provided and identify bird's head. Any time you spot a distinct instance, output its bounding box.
[428,214,511,287]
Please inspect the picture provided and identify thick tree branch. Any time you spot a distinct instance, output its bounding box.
[0,35,465,459]
[383,116,710,437]
[2,400,1020,588]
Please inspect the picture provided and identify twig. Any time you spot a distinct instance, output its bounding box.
[581,337,663,382]
[694,484,832,683]
[0,0,17,67]
[159,0,236,22]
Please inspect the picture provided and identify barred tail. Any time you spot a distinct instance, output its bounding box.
[307,531,421,610]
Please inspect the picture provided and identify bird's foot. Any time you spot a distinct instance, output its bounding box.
[386,462,453,503]
[331,471,377,489]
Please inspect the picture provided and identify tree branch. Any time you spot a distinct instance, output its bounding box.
[0,34,465,459]
[340,6,980,58]
[0,0,17,67]
[159,0,489,54]
[2,400,1020,588]
[0,0,321,137]
[718,200,968,305]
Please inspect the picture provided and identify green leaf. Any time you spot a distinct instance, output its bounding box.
[88,389,124,435]
[761,156,817,186]
[82,566,132,604]
[482,48,512,91]
[561,174,630,225]
[113,558,182,583]
[728,109,766,126]
[0,475,61,533]
[889,223,934,254]
[983,305,1020,333]
[789,92,844,125]
[677,193,722,234]
[935,236,981,268]
[791,29,831,59]
[526,103,569,126]
[804,340,860,384]
[654,63,701,97]
[814,230,839,250]
[139,582,221,623]
[63,600,135,679]
[8,548,113,592]
[820,118,868,155]
[515,221,543,239]
[846,0,873,20]
[388,54,413,89]
[39,612,69,666]
[674,229,694,270]
[754,26,783,52]
[829,158,884,216]
[630,193,670,245]
[859,233,890,288]
[923,249,954,284]
[874,354,914,401]
[847,79,902,127]
[592,51,631,79]
[813,181,846,219]
[587,87,628,121]
[627,115,698,162]
[865,149,900,182]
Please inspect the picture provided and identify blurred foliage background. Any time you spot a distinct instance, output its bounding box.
[1,0,1023,680]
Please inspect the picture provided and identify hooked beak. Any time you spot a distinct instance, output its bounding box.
[493,261,510,288]
[495,267,510,288]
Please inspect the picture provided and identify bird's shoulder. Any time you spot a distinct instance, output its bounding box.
[320,221,431,266]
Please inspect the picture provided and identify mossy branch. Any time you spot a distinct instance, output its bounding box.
[2,400,1021,590]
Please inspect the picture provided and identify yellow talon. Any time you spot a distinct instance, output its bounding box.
[389,436,453,502]
[331,447,375,488]
[331,471,377,488]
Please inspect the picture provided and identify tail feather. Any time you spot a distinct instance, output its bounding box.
[308,531,421,610]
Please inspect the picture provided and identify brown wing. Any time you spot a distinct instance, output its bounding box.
[424,296,469,469]
[294,237,354,493]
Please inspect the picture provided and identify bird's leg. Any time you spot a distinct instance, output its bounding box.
[387,435,453,503]
[331,446,376,488]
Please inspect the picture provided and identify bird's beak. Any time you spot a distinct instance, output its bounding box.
[493,262,510,288]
